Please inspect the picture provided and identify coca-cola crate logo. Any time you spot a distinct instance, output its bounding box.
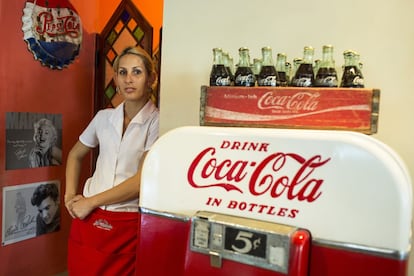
[258,90,320,115]
[202,87,373,129]
[186,138,331,219]
[22,0,82,69]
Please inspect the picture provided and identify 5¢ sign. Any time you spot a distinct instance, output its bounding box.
[190,211,296,273]
[224,227,267,258]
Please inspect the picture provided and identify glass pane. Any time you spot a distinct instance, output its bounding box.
[133,27,144,42]
[113,28,137,54]
[107,30,118,46]
[105,86,116,100]
[105,59,114,88]
[106,49,116,64]
[127,19,137,31]
[120,10,130,23]
[115,20,124,33]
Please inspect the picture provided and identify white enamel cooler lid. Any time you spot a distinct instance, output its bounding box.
[140,126,412,256]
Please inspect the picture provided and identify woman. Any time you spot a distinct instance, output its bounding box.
[65,46,159,275]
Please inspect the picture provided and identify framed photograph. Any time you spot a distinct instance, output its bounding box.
[2,181,61,246]
[5,112,62,170]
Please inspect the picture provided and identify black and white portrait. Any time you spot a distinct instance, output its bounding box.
[2,181,61,245]
[5,112,62,170]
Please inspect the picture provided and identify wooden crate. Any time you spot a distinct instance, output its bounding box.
[200,86,380,134]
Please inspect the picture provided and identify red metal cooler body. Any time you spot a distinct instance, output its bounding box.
[137,126,412,276]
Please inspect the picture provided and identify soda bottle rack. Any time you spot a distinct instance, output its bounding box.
[199,86,380,134]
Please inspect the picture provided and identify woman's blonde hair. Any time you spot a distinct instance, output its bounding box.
[113,46,158,89]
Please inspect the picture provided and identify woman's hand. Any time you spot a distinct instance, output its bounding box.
[65,194,95,220]
[64,194,77,219]
[69,195,95,220]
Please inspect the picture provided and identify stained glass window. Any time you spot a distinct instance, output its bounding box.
[99,0,154,109]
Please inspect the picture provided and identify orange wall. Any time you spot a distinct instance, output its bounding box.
[70,0,164,50]
[0,0,95,274]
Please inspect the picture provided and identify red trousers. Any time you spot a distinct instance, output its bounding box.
[68,208,140,276]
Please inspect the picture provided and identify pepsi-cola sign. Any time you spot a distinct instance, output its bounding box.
[22,0,82,69]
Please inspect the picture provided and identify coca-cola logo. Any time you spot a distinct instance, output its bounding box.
[315,76,338,87]
[258,76,277,86]
[36,11,81,39]
[352,76,364,86]
[292,77,312,87]
[235,74,255,85]
[215,76,231,86]
[258,91,320,111]
[187,139,331,203]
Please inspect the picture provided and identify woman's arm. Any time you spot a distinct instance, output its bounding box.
[68,151,148,220]
[65,141,91,218]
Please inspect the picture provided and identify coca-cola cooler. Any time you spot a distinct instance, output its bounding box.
[136,126,412,276]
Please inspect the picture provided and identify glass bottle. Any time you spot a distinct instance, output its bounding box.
[340,50,364,88]
[234,47,256,87]
[315,45,338,87]
[257,46,277,86]
[275,53,288,86]
[291,58,302,85]
[313,59,321,77]
[285,61,292,85]
[252,58,262,80]
[291,46,315,87]
[209,48,231,86]
[229,55,235,76]
[223,51,235,85]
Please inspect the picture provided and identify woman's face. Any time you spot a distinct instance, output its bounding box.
[34,124,55,152]
[115,54,152,104]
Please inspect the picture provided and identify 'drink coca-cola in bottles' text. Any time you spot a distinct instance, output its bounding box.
[187,138,331,219]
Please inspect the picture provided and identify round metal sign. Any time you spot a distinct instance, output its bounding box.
[22,0,82,69]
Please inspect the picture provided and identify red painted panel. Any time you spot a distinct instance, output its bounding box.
[309,244,407,276]
[137,214,408,276]
[136,213,191,276]
[137,214,311,276]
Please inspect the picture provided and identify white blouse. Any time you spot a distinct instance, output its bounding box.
[79,100,159,212]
